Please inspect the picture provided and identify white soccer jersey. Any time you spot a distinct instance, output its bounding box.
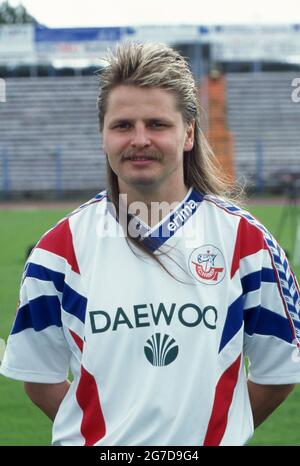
[1,188,300,446]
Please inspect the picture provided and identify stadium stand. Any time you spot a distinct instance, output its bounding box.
[0,76,104,195]
[226,72,300,189]
[0,72,300,196]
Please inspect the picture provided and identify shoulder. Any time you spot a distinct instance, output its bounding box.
[40,190,107,239]
[203,194,268,243]
[66,190,108,221]
[202,194,278,276]
[29,191,108,273]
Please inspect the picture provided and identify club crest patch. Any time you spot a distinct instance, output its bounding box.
[188,245,226,285]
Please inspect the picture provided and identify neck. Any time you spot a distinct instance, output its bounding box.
[117,182,190,227]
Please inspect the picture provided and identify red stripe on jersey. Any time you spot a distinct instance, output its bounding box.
[203,354,241,446]
[231,217,267,278]
[76,366,106,446]
[37,219,80,274]
[69,329,84,352]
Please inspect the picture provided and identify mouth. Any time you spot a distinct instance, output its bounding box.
[122,154,160,167]
[123,155,159,161]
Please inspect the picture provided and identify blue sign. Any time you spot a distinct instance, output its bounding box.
[35,26,122,42]
[198,26,210,34]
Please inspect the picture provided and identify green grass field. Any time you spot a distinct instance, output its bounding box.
[0,203,299,445]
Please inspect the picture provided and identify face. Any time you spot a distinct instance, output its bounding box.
[102,85,194,196]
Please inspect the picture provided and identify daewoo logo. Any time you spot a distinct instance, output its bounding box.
[89,302,218,334]
[144,333,179,366]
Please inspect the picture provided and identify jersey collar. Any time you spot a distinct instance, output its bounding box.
[140,188,204,252]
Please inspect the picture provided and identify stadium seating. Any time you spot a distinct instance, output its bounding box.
[0,73,300,195]
[226,72,300,190]
[0,76,104,195]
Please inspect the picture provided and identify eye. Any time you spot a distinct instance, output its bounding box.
[112,121,132,130]
[149,121,166,128]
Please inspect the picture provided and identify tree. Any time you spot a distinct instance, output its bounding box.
[0,1,38,24]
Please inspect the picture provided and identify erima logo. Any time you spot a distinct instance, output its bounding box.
[144,333,178,366]
[167,200,197,232]
[90,302,218,334]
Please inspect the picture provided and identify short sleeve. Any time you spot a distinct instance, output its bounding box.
[242,223,300,384]
[0,253,72,383]
[0,216,85,383]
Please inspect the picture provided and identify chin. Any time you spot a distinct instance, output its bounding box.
[126,176,159,187]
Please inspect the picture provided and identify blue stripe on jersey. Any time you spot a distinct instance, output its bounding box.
[241,268,276,294]
[220,267,290,352]
[225,205,240,212]
[292,288,300,308]
[94,192,106,200]
[62,283,87,323]
[19,263,87,330]
[142,189,204,252]
[278,270,289,282]
[26,262,65,293]
[11,295,62,334]
[244,306,294,343]
[294,319,300,331]
[288,274,295,291]
[205,195,300,342]
[219,295,244,353]
[282,258,289,272]
[77,192,107,210]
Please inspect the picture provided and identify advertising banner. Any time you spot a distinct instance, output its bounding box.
[0,24,35,59]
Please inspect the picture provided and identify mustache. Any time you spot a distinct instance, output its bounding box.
[121,150,162,160]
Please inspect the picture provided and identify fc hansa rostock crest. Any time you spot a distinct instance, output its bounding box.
[189,245,226,285]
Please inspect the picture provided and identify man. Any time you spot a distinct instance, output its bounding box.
[1,42,300,446]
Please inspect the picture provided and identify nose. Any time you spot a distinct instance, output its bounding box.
[130,123,151,148]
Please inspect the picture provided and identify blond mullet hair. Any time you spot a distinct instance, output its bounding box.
[97,41,234,207]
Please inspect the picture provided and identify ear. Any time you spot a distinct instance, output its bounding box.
[184,120,195,152]
[103,140,108,155]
